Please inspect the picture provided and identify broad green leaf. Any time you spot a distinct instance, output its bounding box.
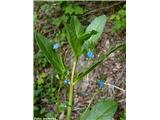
[64,23,79,58]
[70,16,84,38]
[64,16,82,58]
[35,32,67,75]
[75,43,125,84]
[64,16,97,59]
[79,99,117,120]
[83,15,107,50]
[78,30,97,46]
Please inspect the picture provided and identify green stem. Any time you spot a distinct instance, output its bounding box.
[56,81,62,115]
[67,58,77,120]
[51,75,53,95]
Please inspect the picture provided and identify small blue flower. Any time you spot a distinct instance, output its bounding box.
[87,51,94,59]
[64,79,70,85]
[53,43,59,49]
[98,80,105,89]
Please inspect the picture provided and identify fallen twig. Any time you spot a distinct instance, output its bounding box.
[106,83,126,93]
[82,1,122,17]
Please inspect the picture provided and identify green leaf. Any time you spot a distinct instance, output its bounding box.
[52,15,68,28]
[59,103,67,112]
[110,5,126,33]
[60,15,69,23]
[34,106,39,111]
[75,43,125,84]
[45,112,56,118]
[116,15,120,20]
[37,78,44,85]
[52,18,62,27]
[64,23,79,58]
[115,20,122,30]
[118,9,126,17]
[64,16,84,58]
[34,12,39,24]
[40,107,46,114]
[65,4,74,15]
[83,15,107,50]
[35,31,67,75]
[78,30,98,46]
[123,4,126,9]
[64,16,97,59]
[74,6,84,15]
[40,72,47,78]
[110,15,116,20]
[70,16,84,37]
[79,99,117,120]
[120,111,126,120]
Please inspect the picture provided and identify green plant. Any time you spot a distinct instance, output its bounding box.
[51,2,87,44]
[110,4,126,33]
[52,3,86,28]
[35,15,125,120]
[64,3,86,15]
[83,15,107,51]
[34,12,39,24]
[120,111,126,120]
[40,3,53,15]
[79,99,117,120]
[34,79,57,118]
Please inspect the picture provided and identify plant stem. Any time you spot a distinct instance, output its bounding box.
[67,58,77,120]
[56,81,62,115]
[51,74,53,95]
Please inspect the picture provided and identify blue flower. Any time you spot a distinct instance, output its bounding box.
[87,51,94,59]
[64,79,70,85]
[98,80,105,89]
[53,43,59,49]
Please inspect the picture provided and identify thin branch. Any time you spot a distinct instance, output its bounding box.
[106,83,126,93]
[82,1,122,17]
[118,99,126,103]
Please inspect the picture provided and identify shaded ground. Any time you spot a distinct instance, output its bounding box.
[34,1,126,120]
